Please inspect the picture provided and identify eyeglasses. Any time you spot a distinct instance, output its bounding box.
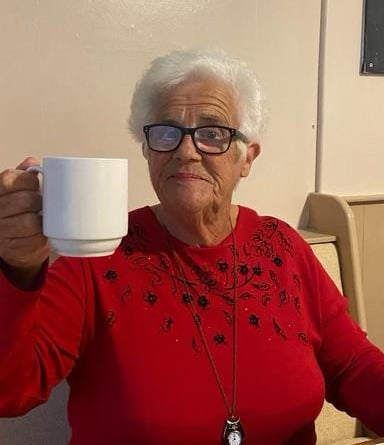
[143,124,248,155]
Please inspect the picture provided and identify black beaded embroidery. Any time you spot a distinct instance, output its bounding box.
[248,314,260,327]
[214,333,226,345]
[197,295,209,309]
[114,215,308,349]
[182,293,193,304]
[104,269,118,281]
[145,292,158,305]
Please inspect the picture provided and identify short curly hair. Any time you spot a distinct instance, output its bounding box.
[128,48,265,144]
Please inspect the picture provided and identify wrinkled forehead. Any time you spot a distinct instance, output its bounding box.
[153,77,240,126]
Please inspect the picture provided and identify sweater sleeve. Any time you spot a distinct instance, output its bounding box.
[296,235,384,435]
[0,256,91,416]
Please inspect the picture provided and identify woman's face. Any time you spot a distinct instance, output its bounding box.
[145,79,259,215]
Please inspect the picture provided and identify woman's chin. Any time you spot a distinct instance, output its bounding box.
[162,194,211,214]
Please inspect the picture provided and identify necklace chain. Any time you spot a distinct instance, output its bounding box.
[166,219,239,419]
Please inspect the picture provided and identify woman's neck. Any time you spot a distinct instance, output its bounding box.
[152,203,239,247]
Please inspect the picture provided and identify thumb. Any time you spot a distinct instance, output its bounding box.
[16,156,41,171]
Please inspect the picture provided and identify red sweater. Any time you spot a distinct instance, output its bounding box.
[0,206,383,445]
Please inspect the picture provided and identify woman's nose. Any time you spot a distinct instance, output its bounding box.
[173,134,202,160]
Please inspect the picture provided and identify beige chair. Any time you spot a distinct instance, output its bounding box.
[308,242,369,445]
[301,192,374,445]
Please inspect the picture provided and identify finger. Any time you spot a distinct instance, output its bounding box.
[0,213,43,239]
[16,157,41,171]
[0,234,50,269]
[0,191,42,219]
[0,191,42,218]
[0,168,40,196]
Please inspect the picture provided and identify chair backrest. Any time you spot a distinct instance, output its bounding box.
[308,241,361,444]
[300,192,374,444]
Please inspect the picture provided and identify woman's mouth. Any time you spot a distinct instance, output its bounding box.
[171,172,203,180]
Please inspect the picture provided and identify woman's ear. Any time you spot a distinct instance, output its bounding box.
[142,143,149,160]
[240,142,260,177]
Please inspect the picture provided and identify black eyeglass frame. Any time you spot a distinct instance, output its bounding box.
[143,124,249,155]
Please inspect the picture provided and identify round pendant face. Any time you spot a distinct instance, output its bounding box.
[223,418,244,445]
[228,430,242,445]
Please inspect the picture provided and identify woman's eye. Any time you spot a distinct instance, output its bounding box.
[198,128,223,139]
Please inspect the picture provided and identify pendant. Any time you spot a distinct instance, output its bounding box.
[222,417,245,445]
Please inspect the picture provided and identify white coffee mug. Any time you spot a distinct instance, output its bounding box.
[28,156,128,257]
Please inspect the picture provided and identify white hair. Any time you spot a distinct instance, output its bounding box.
[128,48,265,144]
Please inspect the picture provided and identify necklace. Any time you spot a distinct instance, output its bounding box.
[165,219,245,445]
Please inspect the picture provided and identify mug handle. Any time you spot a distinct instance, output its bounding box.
[26,165,43,175]
[26,165,43,215]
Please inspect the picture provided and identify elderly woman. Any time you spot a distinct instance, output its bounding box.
[0,49,383,445]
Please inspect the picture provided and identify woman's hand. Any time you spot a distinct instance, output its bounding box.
[0,157,50,286]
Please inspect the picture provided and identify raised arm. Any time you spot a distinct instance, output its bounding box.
[0,159,89,415]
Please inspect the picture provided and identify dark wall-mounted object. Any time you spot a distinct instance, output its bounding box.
[361,0,384,74]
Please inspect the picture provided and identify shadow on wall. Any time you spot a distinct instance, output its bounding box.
[0,382,70,445]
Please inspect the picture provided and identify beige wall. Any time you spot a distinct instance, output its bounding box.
[317,0,384,195]
[0,0,321,226]
[3,1,384,231]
